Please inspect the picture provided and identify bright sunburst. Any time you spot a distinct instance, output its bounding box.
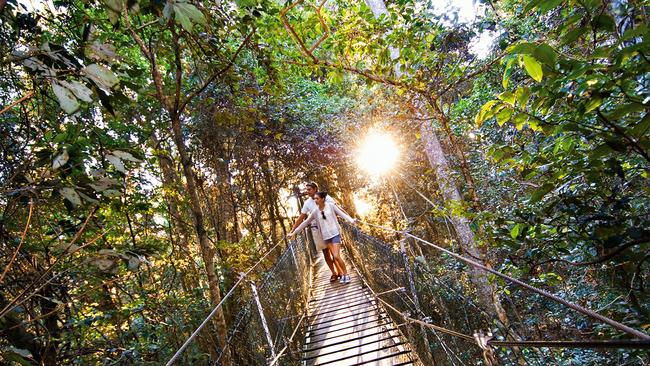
[356,132,399,176]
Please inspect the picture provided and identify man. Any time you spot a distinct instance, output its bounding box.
[291,182,343,282]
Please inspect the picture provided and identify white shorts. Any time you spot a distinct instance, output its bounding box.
[311,226,328,251]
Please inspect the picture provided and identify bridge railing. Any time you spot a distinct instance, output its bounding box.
[221,233,312,365]
[341,222,650,366]
[341,223,490,364]
[166,232,314,366]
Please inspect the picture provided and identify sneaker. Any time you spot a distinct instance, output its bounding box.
[339,275,346,284]
[340,274,351,284]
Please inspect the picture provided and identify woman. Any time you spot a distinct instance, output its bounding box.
[289,191,356,284]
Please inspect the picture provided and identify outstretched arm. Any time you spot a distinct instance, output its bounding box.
[291,213,308,232]
[290,211,315,236]
[333,204,355,224]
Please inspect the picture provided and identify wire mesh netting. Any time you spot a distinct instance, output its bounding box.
[214,233,313,365]
[340,222,554,366]
[341,221,650,365]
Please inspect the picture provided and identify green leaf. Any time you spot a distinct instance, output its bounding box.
[630,114,650,138]
[593,14,615,32]
[2,347,33,366]
[522,55,543,82]
[496,108,514,126]
[83,64,119,91]
[502,57,516,88]
[173,4,193,31]
[475,100,499,127]
[584,97,602,112]
[523,0,544,14]
[111,150,142,162]
[174,2,206,31]
[513,113,529,129]
[621,23,647,41]
[507,42,537,55]
[235,0,257,7]
[514,87,531,107]
[537,0,563,13]
[533,43,557,67]
[510,224,521,239]
[52,82,79,114]
[60,187,82,206]
[607,102,646,120]
[498,91,516,106]
[527,118,543,132]
[530,183,554,203]
[59,80,93,102]
[561,27,583,45]
[105,154,125,173]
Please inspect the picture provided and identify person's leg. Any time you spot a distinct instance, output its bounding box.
[328,243,347,275]
[333,255,345,275]
[313,228,337,276]
[321,247,337,276]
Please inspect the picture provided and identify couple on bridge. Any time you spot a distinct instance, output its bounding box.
[288,182,356,284]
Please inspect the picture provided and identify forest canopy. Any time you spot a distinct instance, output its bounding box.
[1,0,649,364]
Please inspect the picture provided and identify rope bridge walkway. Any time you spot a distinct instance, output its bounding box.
[302,255,416,365]
[166,217,650,365]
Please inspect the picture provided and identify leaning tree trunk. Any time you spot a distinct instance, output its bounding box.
[364,0,510,333]
[419,120,509,323]
[169,114,232,364]
[260,157,279,245]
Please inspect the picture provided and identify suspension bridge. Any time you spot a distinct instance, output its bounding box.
[165,221,650,366]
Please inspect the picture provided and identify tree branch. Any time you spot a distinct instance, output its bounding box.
[122,5,170,112]
[0,91,35,116]
[171,25,183,115]
[0,199,33,285]
[179,30,254,113]
[536,237,650,268]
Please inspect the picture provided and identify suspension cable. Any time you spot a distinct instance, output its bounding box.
[165,239,286,366]
[358,221,650,341]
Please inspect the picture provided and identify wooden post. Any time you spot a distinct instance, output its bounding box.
[250,282,276,361]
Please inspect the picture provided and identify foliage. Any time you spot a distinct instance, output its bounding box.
[1,0,649,364]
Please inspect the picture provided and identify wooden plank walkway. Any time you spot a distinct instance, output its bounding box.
[302,255,416,366]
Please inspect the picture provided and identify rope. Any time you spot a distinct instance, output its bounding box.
[358,221,650,341]
[491,339,650,349]
[211,234,312,365]
[372,290,475,342]
[267,312,307,366]
[165,239,285,366]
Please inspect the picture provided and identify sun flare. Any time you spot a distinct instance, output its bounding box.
[356,132,399,176]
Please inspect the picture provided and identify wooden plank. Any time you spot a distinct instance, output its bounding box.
[303,254,415,365]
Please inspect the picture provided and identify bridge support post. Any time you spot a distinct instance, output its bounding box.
[250,281,276,361]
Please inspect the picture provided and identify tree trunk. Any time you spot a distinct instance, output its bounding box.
[332,167,358,217]
[169,114,232,364]
[363,0,509,325]
[150,133,201,291]
[419,120,509,323]
[260,157,279,245]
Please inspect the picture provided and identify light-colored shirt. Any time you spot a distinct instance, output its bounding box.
[294,202,355,240]
[301,195,335,215]
[301,195,335,228]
